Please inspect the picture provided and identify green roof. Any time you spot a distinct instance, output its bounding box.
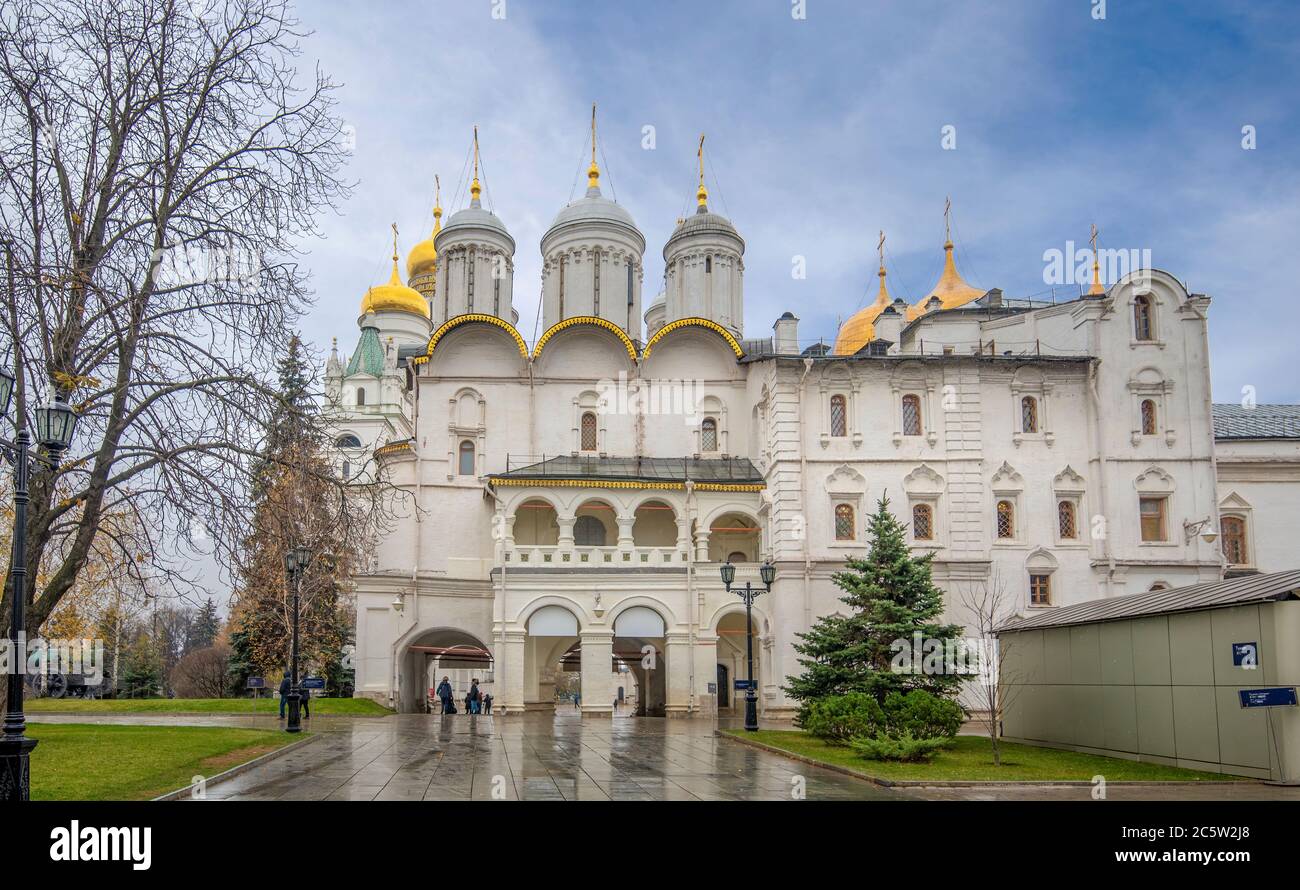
[345,325,384,377]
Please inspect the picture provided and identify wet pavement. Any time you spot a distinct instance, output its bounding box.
[186,711,907,801]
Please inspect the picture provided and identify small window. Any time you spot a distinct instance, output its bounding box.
[1057,500,1077,539]
[912,504,933,541]
[458,440,475,476]
[701,417,718,452]
[996,500,1015,539]
[1140,399,1157,436]
[829,395,847,438]
[1148,582,1169,591]
[705,256,712,274]
[1021,396,1038,434]
[834,504,855,541]
[581,412,598,451]
[1134,295,1154,341]
[1139,496,1167,542]
[901,394,922,436]
[1221,516,1247,565]
[335,434,362,448]
[355,387,366,406]
[341,460,351,480]
[1029,573,1052,606]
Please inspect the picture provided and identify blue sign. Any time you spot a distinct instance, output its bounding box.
[1232,642,1259,668]
[734,679,753,690]
[301,677,326,690]
[246,677,265,689]
[1238,687,1298,708]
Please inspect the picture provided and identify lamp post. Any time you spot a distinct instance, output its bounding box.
[283,545,311,733]
[720,560,775,732]
[0,365,79,800]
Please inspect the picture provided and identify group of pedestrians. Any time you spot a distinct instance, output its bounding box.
[277,671,310,720]
[434,676,492,715]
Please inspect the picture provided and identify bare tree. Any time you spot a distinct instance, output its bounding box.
[957,569,1023,767]
[172,642,230,698]
[0,0,361,681]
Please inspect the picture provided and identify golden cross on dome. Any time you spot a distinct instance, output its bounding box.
[696,133,707,207]
[434,174,441,215]
[1088,223,1104,295]
[944,196,952,243]
[1090,223,1098,254]
[591,102,598,165]
[391,222,399,264]
[877,230,886,270]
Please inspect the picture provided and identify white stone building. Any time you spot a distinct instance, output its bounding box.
[324,128,1299,718]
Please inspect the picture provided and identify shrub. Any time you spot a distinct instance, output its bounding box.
[800,693,884,744]
[882,690,964,740]
[850,732,952,762]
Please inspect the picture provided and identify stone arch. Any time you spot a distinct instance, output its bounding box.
[397,625,495,714]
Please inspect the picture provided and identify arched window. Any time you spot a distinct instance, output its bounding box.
[1221,516,1247,566]
[574,515,607,547]
[996,500,1015,539]
[705,256,712,274]
[1021,396,1038,433]
[829,395,847,438]
[1057,500,1077,539]
[335,434,361,448]
[726,551,748,564]
[355,387,366,406]
[1133,295,1154,341]
[701,417,718,452]
[458,440,475,476]
[580,412,598,451]
[341,460,351,480]
[901,394,922,436]
[834,504,855,541]
[1141,399,1157,435]
[912,504,933,540]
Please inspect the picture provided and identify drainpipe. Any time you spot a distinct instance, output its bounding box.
[797,358,814,677]
[685,478,697,715]
[1087,361,1114,597]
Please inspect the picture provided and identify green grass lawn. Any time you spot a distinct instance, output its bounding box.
[729,730,1248,783]
[24,696,391,716]
[27,723,299,800]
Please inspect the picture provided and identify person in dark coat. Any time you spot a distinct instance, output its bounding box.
[436,676,453,714]
[278,672,291,719]
[482,691,492,715]
[299,686,310,719]
[468,679,481,715]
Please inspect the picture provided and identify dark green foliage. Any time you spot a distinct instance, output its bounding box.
[800,693,884,744]
[187,599,221,653]
[785,495,966,712]
[881,690,965,739]
[850,732,953,762]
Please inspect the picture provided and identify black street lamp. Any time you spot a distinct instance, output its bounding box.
[282,545,311,733]
[720,559,776,732]
[0,366,79,800]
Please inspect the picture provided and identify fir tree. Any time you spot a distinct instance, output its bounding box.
[785,494,966,708]
[187,598,221,653]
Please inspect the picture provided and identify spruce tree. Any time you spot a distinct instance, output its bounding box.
[785,494,965,709]
[188,598,221,653]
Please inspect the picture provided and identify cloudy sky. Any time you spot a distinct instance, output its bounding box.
[292,0,1300,402]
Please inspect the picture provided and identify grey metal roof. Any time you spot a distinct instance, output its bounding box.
[491,454,763,485]
[544,186,642,239]
[998,570,1300,632]
[663,207,744,257]
[1213,403,1300,440]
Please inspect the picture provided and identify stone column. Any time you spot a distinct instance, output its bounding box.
[579,631,614,719]
[664,632,693,717]
[498,630,527,715]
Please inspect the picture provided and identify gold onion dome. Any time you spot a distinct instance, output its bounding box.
[407,187,443,279]
[833,232,892,356]
[910,200,984,319]
[362,228,429,319]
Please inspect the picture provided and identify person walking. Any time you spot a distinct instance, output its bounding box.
[482,691,493,715]
[278,671,291,719]
[300,686,311,720]
[468,679,481,715]
[436,676,453,714]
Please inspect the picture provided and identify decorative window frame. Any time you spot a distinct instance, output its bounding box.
[824,465,866,548]
[694,395,728,456]
[1128,291,1166,349]
[902,463,945,548]
[819,368,862,449]
[890,365,938,447]
[990,461,1025,547]
[1217,491,1255,570]
[1010,367,1054,448]
[1051,465,1088,547]
[1127,368,1176,447]
[446,387,487,482]
[1134,465,1176,546]
[1025,547,1059,609]
[572,390,608,455]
